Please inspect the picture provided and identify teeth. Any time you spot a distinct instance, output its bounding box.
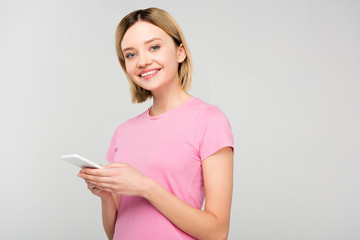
[141,70,158,77]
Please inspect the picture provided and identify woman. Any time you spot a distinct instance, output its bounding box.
[78,7,234,240]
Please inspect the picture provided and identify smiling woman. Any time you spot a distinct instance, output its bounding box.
[120,21,186,99]
[115,8,192,104]
[78,7,234,240]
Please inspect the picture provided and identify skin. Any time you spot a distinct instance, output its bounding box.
[78,21,234,240]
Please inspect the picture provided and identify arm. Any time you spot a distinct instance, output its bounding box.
[80,177,117,240]
[101,193,117,240]
[145,147,233,240]
[79,146,233,240]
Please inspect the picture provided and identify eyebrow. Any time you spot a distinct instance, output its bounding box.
[122,38,163,53]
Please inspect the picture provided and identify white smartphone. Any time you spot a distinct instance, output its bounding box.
[61,154,104,169]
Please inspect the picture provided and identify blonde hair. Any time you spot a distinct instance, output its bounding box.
[115,8,193,103]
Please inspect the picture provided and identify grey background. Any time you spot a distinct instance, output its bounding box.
[1,0,359,239]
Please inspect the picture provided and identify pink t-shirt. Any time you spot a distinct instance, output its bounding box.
[107,97,234,240]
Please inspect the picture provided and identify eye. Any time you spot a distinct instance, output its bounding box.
[150,45,160,51]
[125,52,136,59]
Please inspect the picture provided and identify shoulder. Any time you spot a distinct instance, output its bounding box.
[112,108,149,135]
[192,98,230,123]
[192,98,234,160]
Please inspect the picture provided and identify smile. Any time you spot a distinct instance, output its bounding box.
[139,69,160,77]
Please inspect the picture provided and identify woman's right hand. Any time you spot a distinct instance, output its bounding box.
[78,170,118,240]
[78,171,112,199]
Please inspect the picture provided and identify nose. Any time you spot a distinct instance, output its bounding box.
[136,52,152,68]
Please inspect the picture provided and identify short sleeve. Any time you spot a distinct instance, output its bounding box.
[196,105,234,161]
[106,128,118,163]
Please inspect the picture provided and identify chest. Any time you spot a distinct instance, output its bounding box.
[112,120,201,178]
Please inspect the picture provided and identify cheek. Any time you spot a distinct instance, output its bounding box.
[156,53,177,71]
[125,62,136,76]
[125,62,142,85]
[166,54,180,73]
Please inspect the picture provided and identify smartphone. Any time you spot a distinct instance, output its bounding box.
[61,154,103,169]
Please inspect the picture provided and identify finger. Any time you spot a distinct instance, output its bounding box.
[85,180,115,193]
[105,163,128,169]
[89,183,106,192]
[87,181,113,190]
[92,188,102,195]
[80,167,103,175]
[95,186,113,194]
[81,172,113,183]
[88,183,96,191]
[81,167,114,177]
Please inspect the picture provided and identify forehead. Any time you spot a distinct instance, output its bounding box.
[121,21,171,50]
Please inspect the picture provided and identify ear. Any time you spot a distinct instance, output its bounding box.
[177,44,186,63]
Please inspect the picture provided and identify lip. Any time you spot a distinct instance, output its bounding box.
[138,68,161,77]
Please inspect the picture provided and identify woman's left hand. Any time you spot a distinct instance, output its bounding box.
[78,163,150,197]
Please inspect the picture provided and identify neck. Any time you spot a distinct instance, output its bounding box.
[150,84,192,116]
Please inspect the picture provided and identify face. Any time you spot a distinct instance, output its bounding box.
[121,21,186,93]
